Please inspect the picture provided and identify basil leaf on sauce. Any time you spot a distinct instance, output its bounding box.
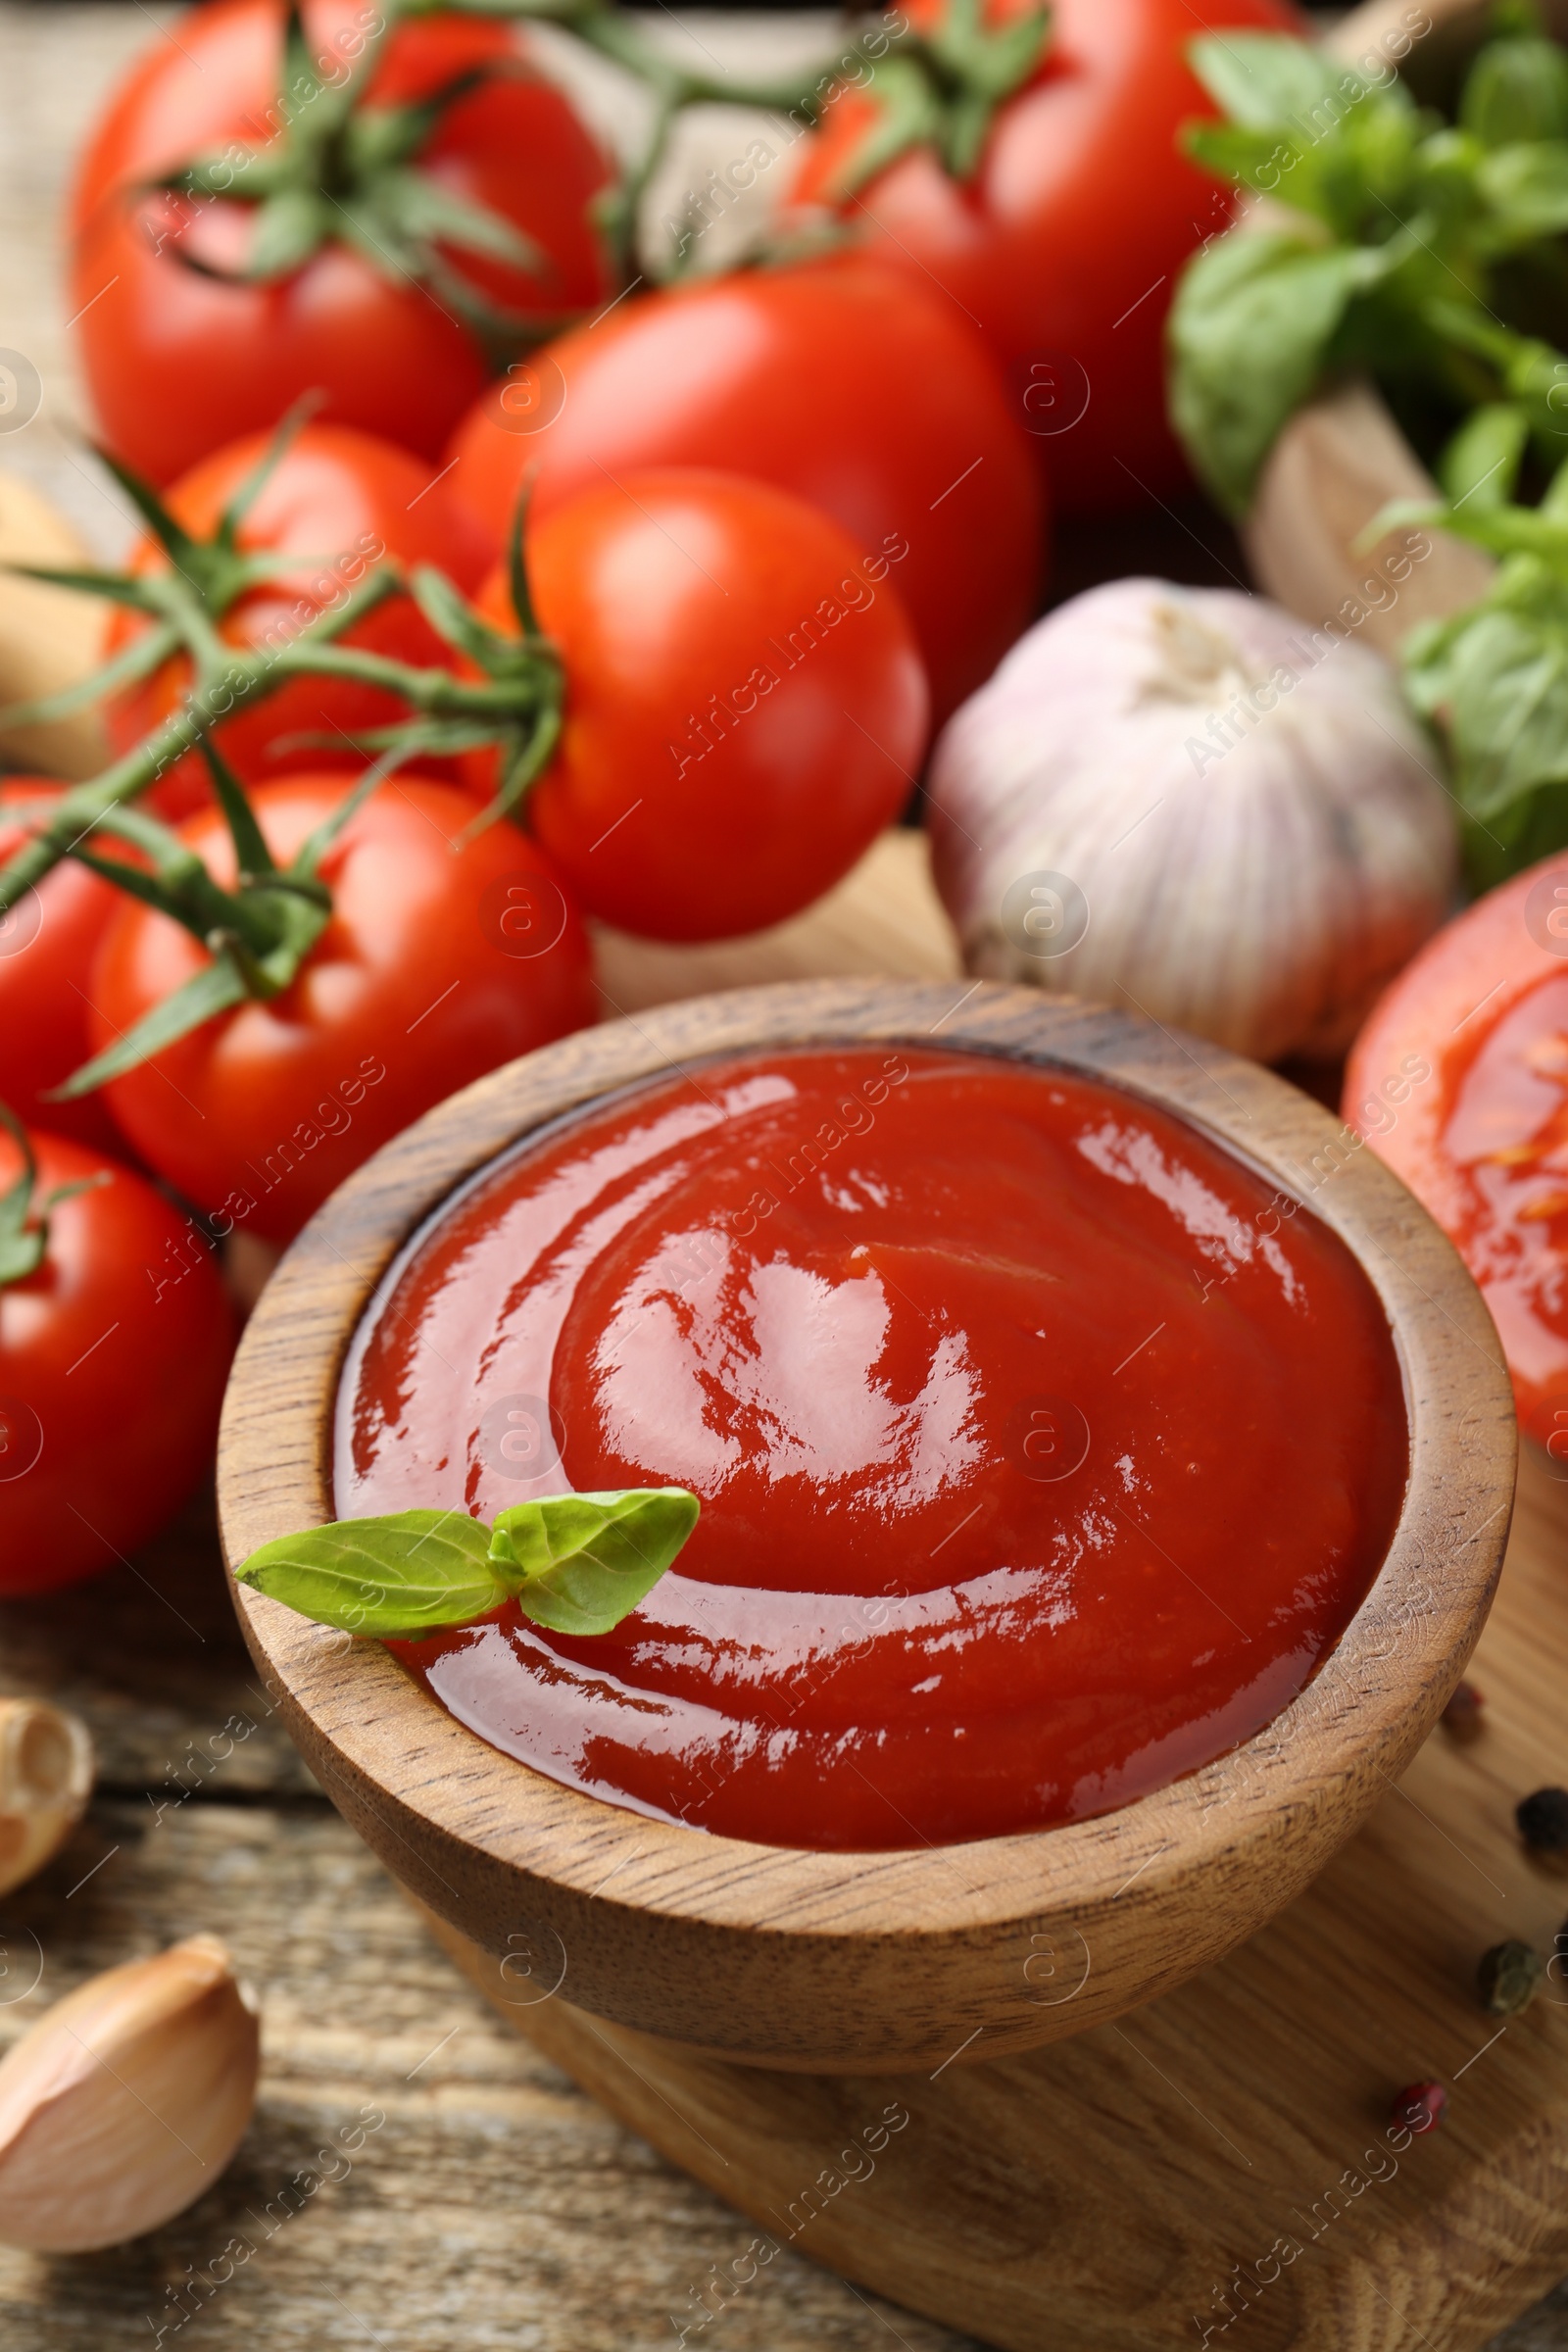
[489,1489,701,1638]
[235,1491,700,1642]
[235,1510,508,1637]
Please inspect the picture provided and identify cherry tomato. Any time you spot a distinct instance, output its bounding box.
[1345,854,1568,1455]
[87,773,598,1244]
[465,469,929,942]
[444,254,1042,727]
[71,0,613,482]
[106,423,493,820]
[0,1125,233,1594]
[0,783,122,1154]
[789,0,1302,514]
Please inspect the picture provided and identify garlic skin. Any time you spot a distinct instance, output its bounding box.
[926,579,1457,1063]
[0,1698,93,1898]
[0,1934,259,2252]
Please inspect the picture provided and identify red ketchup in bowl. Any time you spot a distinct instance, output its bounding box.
[336,1047,1407,1850]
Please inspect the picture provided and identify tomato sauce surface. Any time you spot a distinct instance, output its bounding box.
[336,1046,1408,1850]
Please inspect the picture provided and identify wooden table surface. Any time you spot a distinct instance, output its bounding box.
[1,7,1563,2346]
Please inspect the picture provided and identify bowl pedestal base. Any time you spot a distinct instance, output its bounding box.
[418,1452,1568,2352]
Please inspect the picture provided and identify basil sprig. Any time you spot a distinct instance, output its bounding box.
[1366,444,1568,887]
[235,1490,700,1641]
[1169,24,1568,515]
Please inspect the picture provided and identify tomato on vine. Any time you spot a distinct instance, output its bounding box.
[77,768,597,1245]
[95,420,492,818]
[2,442,921,1203]
[444,255,1042,728]
[0,784,123,1153]
[456,468,930,941]
[787,0,1303,514]
[0,1110,234,1594]
[70,0,614,482]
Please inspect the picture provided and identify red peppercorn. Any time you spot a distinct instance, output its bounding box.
[1392,2082,1447,2135]
[1441,1681,1485,1742]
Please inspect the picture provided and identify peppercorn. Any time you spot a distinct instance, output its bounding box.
[1478,1939,1545,2016]
[1441,1681,1485,1742]
[1516,1788,1568,1855]
[1392,2082,1447,2135]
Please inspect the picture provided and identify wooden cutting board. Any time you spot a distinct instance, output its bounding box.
[411,830,1568,2352]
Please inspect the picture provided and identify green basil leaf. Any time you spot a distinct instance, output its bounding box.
[1187,33,1355,133]
[1168,232,1364,514]
[1403,564,1568,865]
[1409,503,1568,562]
[1437,402,1531,510]
[489,1489,700,1638]
[1460,35,1568,149]
[1464,784,1568,892]
[1183,122,1300,201]
[1477,141,1568,243]
[235,1510,506,1636]
[1437,605,1568,821]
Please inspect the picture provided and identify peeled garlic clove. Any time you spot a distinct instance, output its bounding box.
[0,1698,93,1897]
[0,1934,259,2252]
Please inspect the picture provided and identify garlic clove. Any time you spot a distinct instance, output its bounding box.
[0,1933,260,2252]
[0,1698,93,1898]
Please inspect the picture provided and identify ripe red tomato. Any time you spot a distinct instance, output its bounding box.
[1345,856,1568,1456]
[0,783,122,1154]
[464,470,929,942]
[106,423,493,820]
[71,0,613,483]
[788,0,1302,514]
[87,773,598,1243]
[444,255,1042,727]
[0,1125,233,1593]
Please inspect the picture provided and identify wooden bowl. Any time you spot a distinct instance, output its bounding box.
[216,979,1515,2073]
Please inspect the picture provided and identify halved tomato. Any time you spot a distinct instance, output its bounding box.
[1345,855,1568,1454]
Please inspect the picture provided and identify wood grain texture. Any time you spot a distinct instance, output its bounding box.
[216,977,1515,2071]
[0,1493,963,2352]
[422,1447,1568,2352]
[0,1791,957,2352]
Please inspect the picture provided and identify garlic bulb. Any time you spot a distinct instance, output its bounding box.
[0,1698,93,1897]
[0,1934,259,2252]
[926,579,1457,1063]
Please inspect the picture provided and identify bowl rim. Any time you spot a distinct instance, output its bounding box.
[217,977,1516,1952]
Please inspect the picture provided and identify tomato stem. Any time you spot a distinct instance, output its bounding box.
[46,740,416,1098]
[149,0,565,353]
[421,0,1052,238]
[0,561,406,913]
[0,450,564,927]
[0,1102,109,1289]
